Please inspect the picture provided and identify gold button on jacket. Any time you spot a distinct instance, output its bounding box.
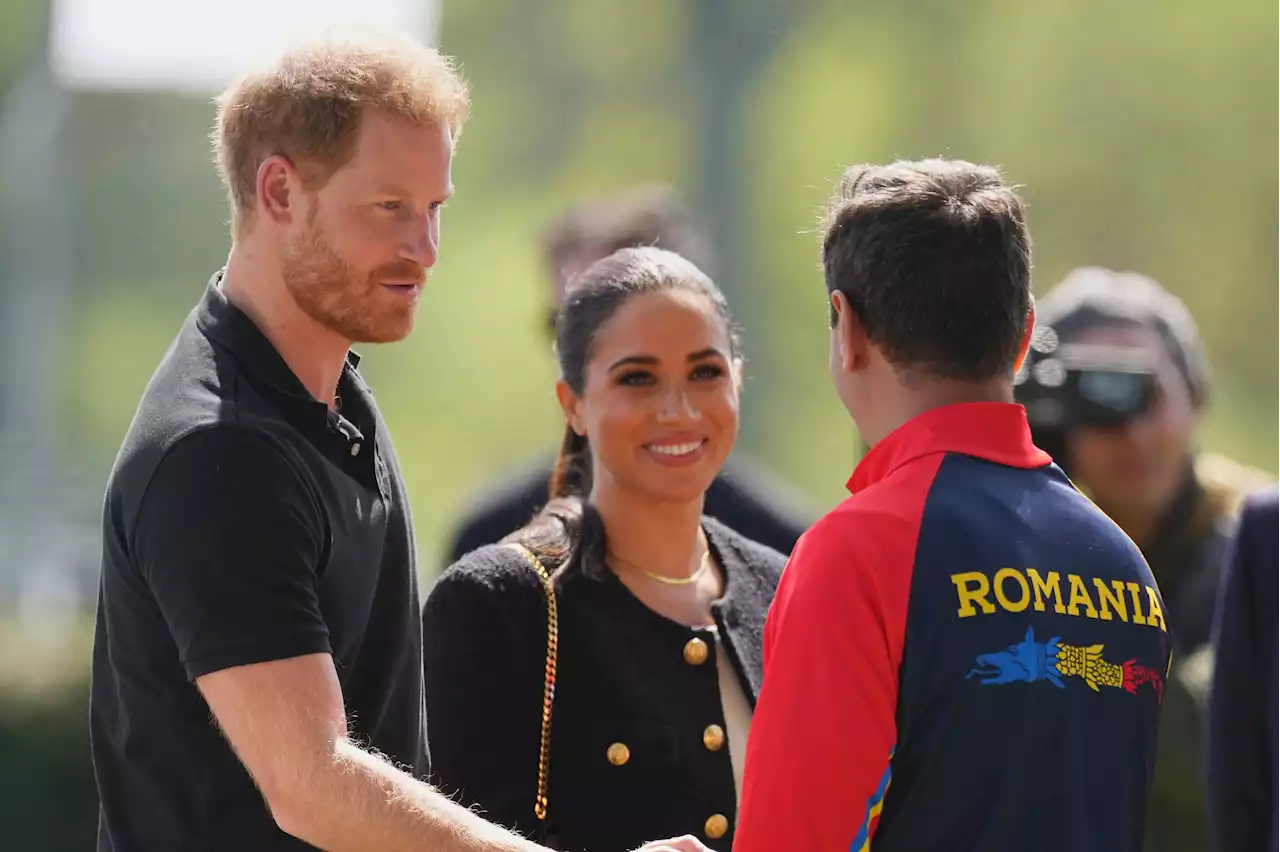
[606,742,631,766]
[704,813,729,840]
[683,636,709,665]
[702,724,725,751]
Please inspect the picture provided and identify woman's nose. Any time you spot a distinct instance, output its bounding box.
[656,387,701,423]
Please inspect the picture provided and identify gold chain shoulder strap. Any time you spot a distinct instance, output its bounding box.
[509,544,559,822]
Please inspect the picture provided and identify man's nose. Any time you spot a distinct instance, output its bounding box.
[400,221,438,270]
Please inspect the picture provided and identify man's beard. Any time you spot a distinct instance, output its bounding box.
[282,214,424,344]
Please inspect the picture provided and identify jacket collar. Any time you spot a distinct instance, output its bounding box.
[704,518,774,703]
[849,402,1051,495]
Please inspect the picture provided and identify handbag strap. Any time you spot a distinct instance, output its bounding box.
[509,544,559,822]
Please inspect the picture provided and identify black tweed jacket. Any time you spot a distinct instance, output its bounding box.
[422,517,786,852]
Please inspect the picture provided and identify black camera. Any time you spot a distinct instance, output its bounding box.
[1014,325,1159,472]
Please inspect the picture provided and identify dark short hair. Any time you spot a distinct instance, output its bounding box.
[541,184,714,277]
[1035,267,1209,406]
[821,158,1033,382]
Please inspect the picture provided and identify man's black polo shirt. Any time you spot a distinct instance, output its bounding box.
[91,273,428,851]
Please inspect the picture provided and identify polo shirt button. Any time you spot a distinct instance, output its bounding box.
[350,442,361,457]
[704,813,728,840]
[683,637,708,665]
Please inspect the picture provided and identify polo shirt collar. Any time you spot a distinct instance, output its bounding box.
[196,270,362,414]
[848,402,1051,495]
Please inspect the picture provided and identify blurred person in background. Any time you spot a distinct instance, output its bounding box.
[1206,487,1278,852]
[1016,267,1274,852]
[441,185,813,564]
[88,29,703,852]
[736,160,1170,852]
[423,247,786,852]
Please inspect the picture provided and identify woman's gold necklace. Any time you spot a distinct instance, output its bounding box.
[609,548,711,586]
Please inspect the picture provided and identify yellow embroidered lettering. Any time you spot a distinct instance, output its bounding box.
[1092,579,1129,622]
[1027,569,1066,614]
[951,572,996,617]
[1144,586,1168,633]
[1125,582,1148,626]
[1066,574,1099,618]
[993,568,1030,613]
[952,569,1163,633]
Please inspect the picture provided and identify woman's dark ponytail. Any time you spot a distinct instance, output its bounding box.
[503,424,605,582]
[549,425,591,500]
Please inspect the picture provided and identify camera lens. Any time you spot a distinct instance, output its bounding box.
[1079,371,1146,413]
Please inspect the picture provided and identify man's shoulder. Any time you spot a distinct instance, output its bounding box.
[112,318,239,465]
[109,310,314,497]
[770,495,918,645]
[851,448,958,517]
[827,469,931,535]
[109,335,214,487]
[787,492,917,582]
[108,422,314,548]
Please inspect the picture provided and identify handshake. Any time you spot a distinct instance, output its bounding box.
[635,837,712,852]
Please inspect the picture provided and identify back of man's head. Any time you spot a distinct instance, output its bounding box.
[541,185,713,309]
[821,159,1033,382]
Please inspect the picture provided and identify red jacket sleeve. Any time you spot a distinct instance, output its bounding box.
[734,506,915,852]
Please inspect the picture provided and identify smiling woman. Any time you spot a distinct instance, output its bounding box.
[422,247,788,852]
[555,274,740,522]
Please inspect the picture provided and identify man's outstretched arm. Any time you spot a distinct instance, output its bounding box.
[199,654,709,852]
[198,652,545,852]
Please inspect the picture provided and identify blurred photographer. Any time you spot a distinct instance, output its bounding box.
[1017,267,1273,852]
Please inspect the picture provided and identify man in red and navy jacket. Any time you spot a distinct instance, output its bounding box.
[734,160,1171,852]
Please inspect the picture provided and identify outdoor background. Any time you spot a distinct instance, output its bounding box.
[0,0,1275,847]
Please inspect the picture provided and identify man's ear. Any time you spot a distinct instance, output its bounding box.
[832,290,868,374]
[256,154,304,227]
[555,379,585,436]
[1013,302,1036,374]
